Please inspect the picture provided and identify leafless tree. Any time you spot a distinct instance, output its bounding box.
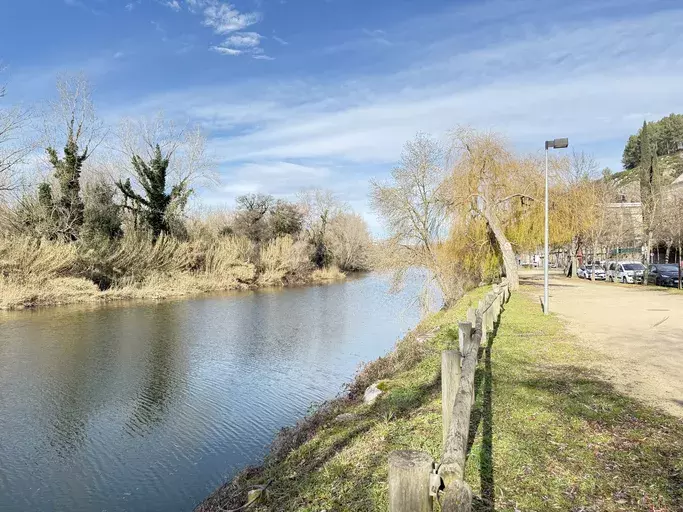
[298,188,346,268]
[44,73,105,157]
[327,212,372,271]
[0,74,33,193]
[371,133,460,305]
[113,113,216,188]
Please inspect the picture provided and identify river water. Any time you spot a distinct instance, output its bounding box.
[0,274,426,511]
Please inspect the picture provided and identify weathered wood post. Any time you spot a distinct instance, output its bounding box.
[442,348,461,448]
[388,450,434,512]
[466,306,477,327]
[486,293,494,333]
[478,299,486,341]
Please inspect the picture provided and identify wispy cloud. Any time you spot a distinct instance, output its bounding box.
[164,0,181,11]
[272,35,288,46]
[210,46,242,56]
[178,0,270,58]
[202,1,260,34]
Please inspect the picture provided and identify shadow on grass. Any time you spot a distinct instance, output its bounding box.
[469,306,503,512]
[513,365,683,509]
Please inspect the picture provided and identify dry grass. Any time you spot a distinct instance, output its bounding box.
[0,236,79,279]
[258,236,311,285]
[0,233,342,310]
[309,266,346,282]
[0,276,100,309]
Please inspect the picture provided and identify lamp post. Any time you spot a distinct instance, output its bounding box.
[543,138,569,315]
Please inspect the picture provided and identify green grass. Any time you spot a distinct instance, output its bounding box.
[197,288,683,512]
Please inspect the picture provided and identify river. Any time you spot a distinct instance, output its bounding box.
[0,273,427,511]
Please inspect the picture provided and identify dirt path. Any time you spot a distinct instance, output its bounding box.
[521,270,683,418]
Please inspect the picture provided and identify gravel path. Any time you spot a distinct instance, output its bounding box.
[521,270,683,418]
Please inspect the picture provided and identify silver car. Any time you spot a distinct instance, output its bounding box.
[614,261,645,284]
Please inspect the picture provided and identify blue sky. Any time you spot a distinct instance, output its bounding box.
[2,0,683,229]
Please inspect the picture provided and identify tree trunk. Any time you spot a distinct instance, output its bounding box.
[483,207,519,289]
[679,242,682,290]
[665,242,672,264]
[568,238,579,278]
[591,243,597,281]
[643,232,653,286]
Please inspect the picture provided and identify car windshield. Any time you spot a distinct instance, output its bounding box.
[623,263,645,270]
[657,264,679,272]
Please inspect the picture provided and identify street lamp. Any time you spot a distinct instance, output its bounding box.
[543,138,569,315]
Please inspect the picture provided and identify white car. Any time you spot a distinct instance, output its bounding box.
[584,264,606,280]
[610,261,645,284]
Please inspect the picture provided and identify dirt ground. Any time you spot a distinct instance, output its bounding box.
[521,270,683,418]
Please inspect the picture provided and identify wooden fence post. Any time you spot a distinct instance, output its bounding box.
[478,300,487,341]
[466,306,476,327]
[388,450,434,512]
[442,349,461,449]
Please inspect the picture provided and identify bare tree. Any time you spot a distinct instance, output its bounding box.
[114,114,216,188]
[584,178,615,281]
[298,188,346,268]
[371,133,460,305]
[327,212,372,271]
[0,77,33,193]
[41,74,105,238]
[661,190,683,289]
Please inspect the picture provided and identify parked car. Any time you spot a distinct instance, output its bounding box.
[647,264,681,287]
[612,261,646,284]
[577,265,587,279]
[584,264,606,280]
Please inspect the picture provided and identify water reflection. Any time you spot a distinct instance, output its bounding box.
[0,274,425,512]
[126,305,186,435]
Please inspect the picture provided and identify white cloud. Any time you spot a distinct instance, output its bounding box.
[210,46,242,56]
[224,32,261,47]
[164,0,181,11]
[202,1,260,34]
[272,35,288,46]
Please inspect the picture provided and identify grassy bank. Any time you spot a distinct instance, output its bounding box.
[197,287,683,511]
[0,234,346,310]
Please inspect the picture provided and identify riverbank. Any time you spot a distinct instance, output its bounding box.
[196,287,683,511]
[0,266,346,310]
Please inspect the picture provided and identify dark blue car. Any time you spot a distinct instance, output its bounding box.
[647,264,681,287]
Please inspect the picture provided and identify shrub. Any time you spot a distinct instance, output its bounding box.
[0,236,79,280]
[203,236,256,283]
[258,235,311,285]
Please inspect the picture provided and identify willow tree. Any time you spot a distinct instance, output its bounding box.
[448,129,543,290]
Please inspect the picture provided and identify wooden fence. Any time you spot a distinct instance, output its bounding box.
[388,281,511,512]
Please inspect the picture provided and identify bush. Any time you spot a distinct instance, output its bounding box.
[203,236,256,282]
[258,235,311,285]
[0,236,79,280]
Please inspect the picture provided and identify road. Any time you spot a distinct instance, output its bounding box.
[522,270,683,418]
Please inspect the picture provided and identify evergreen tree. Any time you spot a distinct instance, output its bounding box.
[639,121,662,269]
[116,145,190,238]
[82,182,123,244]
[46,125,90,239]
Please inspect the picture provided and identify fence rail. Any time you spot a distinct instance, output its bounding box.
[388,281,510,512]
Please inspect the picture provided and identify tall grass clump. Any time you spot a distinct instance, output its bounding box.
[258,235,311,285]
[0,236,79,280]
[204,236,256,283]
